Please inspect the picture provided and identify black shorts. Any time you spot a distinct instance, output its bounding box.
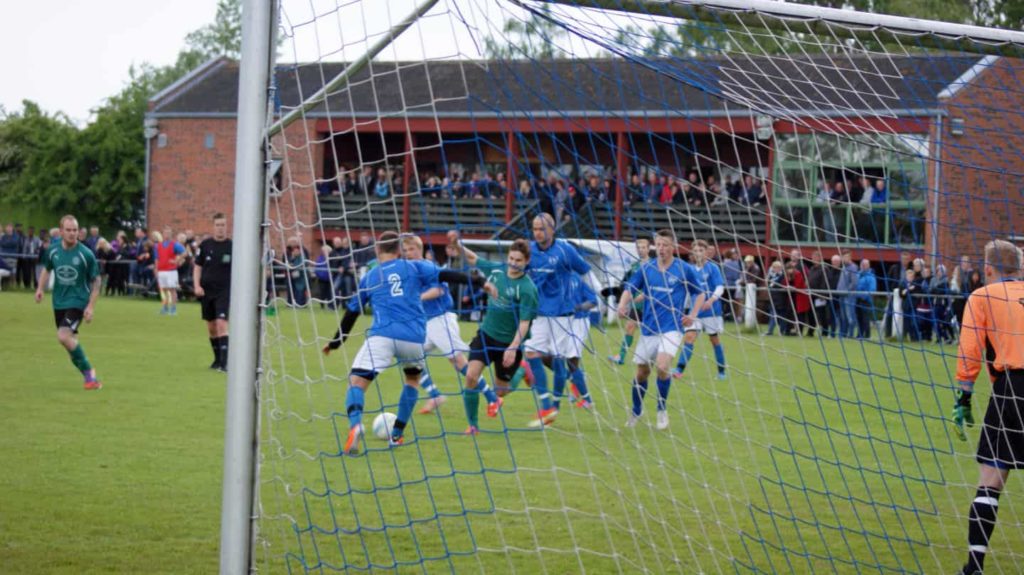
[54,308,84,334]
[468,331,522,382]
[201,290,231,322]
[626,305,642,323]
[977,370,1024,470]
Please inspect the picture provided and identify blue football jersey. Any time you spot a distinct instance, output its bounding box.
[347,258,439,343]
[696,261,724,319]
[529,239,591,316]
[570,275,598,319]
[420,274,454,319]
[627,258,703,336]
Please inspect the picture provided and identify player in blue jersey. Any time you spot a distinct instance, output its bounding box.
[554,273,597,410]
[322,231,490,455]
[400,235,500,414]
[525,213,592,428]
[674,239,728,380]
[617,229,705,430]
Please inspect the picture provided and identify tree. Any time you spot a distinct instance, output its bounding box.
[0,0,243,229]
[483,4,567,60]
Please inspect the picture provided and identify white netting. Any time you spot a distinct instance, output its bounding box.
[252,1,1024,573]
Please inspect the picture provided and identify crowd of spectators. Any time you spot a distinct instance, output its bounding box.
[316,163,769,224]
[0,221,215,299]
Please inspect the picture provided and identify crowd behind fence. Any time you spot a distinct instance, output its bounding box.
[2,220,984,344]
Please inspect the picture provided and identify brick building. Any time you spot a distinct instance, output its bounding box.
[145,54,1024,267]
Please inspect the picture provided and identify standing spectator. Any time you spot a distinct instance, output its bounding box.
[129,227,147,286]
[837,253,859,338]
[285,238,309,306]
[352,233,374,271]
[136,239,155,290]
[886,251,913,293]
[856,259,878,339]
[765,260,789,336]
[917,266,935,341]
[153,228,186,315]
[20,226,41,288]
[721,248,742,322]
[314,244,334,308]
[641,172,660,203]
[0,223,20,274]
[806,251,829,337]
[931,263,955,344]
[176,232,196,298]
[898,268,922,341]
[951,255,975,327]
[625,173,643,205]
[84,226,102,253]
[331,236,356,302]
[373,168,390,198]
[95,239,117,295]
[787,261,811,335]
[822,254,843,337]
[34,229,50,286]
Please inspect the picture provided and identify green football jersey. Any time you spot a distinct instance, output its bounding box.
[476,259,538,343]
[42,242,99,310]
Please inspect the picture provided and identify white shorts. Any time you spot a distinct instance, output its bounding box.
[567,317,591,359]
[157,270,179,289]
[424,312,469,357]
[523,315,575,357]
[685,316,724,335]
[633,331,684,366]
[351,336,426,376]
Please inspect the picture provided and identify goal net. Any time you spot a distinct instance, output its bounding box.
[250,0,1024,572]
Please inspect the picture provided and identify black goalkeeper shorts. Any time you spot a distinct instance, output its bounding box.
[978,370,1024,470]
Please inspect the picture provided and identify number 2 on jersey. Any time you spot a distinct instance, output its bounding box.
[388,273,404,297]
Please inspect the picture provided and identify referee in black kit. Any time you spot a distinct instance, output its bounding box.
[193,213,233,372]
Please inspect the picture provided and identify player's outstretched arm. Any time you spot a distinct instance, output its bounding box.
[438,269,487,289]
[323,308,361,355]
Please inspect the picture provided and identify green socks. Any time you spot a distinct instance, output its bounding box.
[463,388,481,428]
[69,344,93,373]
[508,366,527,391]
[619,334,634,358]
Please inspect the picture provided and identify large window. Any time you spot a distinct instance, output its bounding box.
[772,132,929,246]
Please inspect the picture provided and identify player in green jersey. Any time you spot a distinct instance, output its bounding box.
[35,215,103,389]
[459,239,539,434]
[608,236,650,365]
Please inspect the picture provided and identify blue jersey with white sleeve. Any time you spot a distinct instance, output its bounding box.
[346,258,440,343]
[529,239,591,316]
[696,261,724,318]
[627,258,703,336]
[571,275,598,319]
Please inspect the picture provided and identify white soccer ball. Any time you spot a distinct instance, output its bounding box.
[372,412,397,441]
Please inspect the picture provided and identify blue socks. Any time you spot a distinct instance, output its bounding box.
[528,357,553,411]
[656,377,671,411]
[631,378,648,416]
[713,343,726,374]
[420,373,441,399]
[552,358,569,409]
[393,385,419,439]
[571,366,590,402]
[676,342,695,372]
[345,385,365,428]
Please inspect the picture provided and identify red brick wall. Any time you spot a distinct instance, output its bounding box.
[931,57,1024,268]
[147,119,237,236]
[147,118,322,248]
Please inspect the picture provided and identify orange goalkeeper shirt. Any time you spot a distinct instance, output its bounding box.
[956,279,1024,382]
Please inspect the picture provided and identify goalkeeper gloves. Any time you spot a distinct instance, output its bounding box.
[951,386,975,442]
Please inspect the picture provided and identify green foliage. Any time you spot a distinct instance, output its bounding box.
[483,4,566,59]
[0,0,241,230]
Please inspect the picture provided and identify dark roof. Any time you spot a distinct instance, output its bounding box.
[150,54,981,119]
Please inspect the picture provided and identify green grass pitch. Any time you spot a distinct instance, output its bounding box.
[1,292,1019,574]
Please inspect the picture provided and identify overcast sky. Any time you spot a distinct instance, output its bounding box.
[0,0,550,125]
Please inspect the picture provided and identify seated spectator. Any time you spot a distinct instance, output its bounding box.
[585,174,606,203]
[707,175,726,206]
[744,175,765,206]
[661,178,681,204]
[373,168,390,198]
[625,173,643,205]
[686,180,705,207]
[641,172,660,203]
[830,180,849,203]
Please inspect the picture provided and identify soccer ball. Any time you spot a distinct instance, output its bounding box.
[372,412,397,441]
